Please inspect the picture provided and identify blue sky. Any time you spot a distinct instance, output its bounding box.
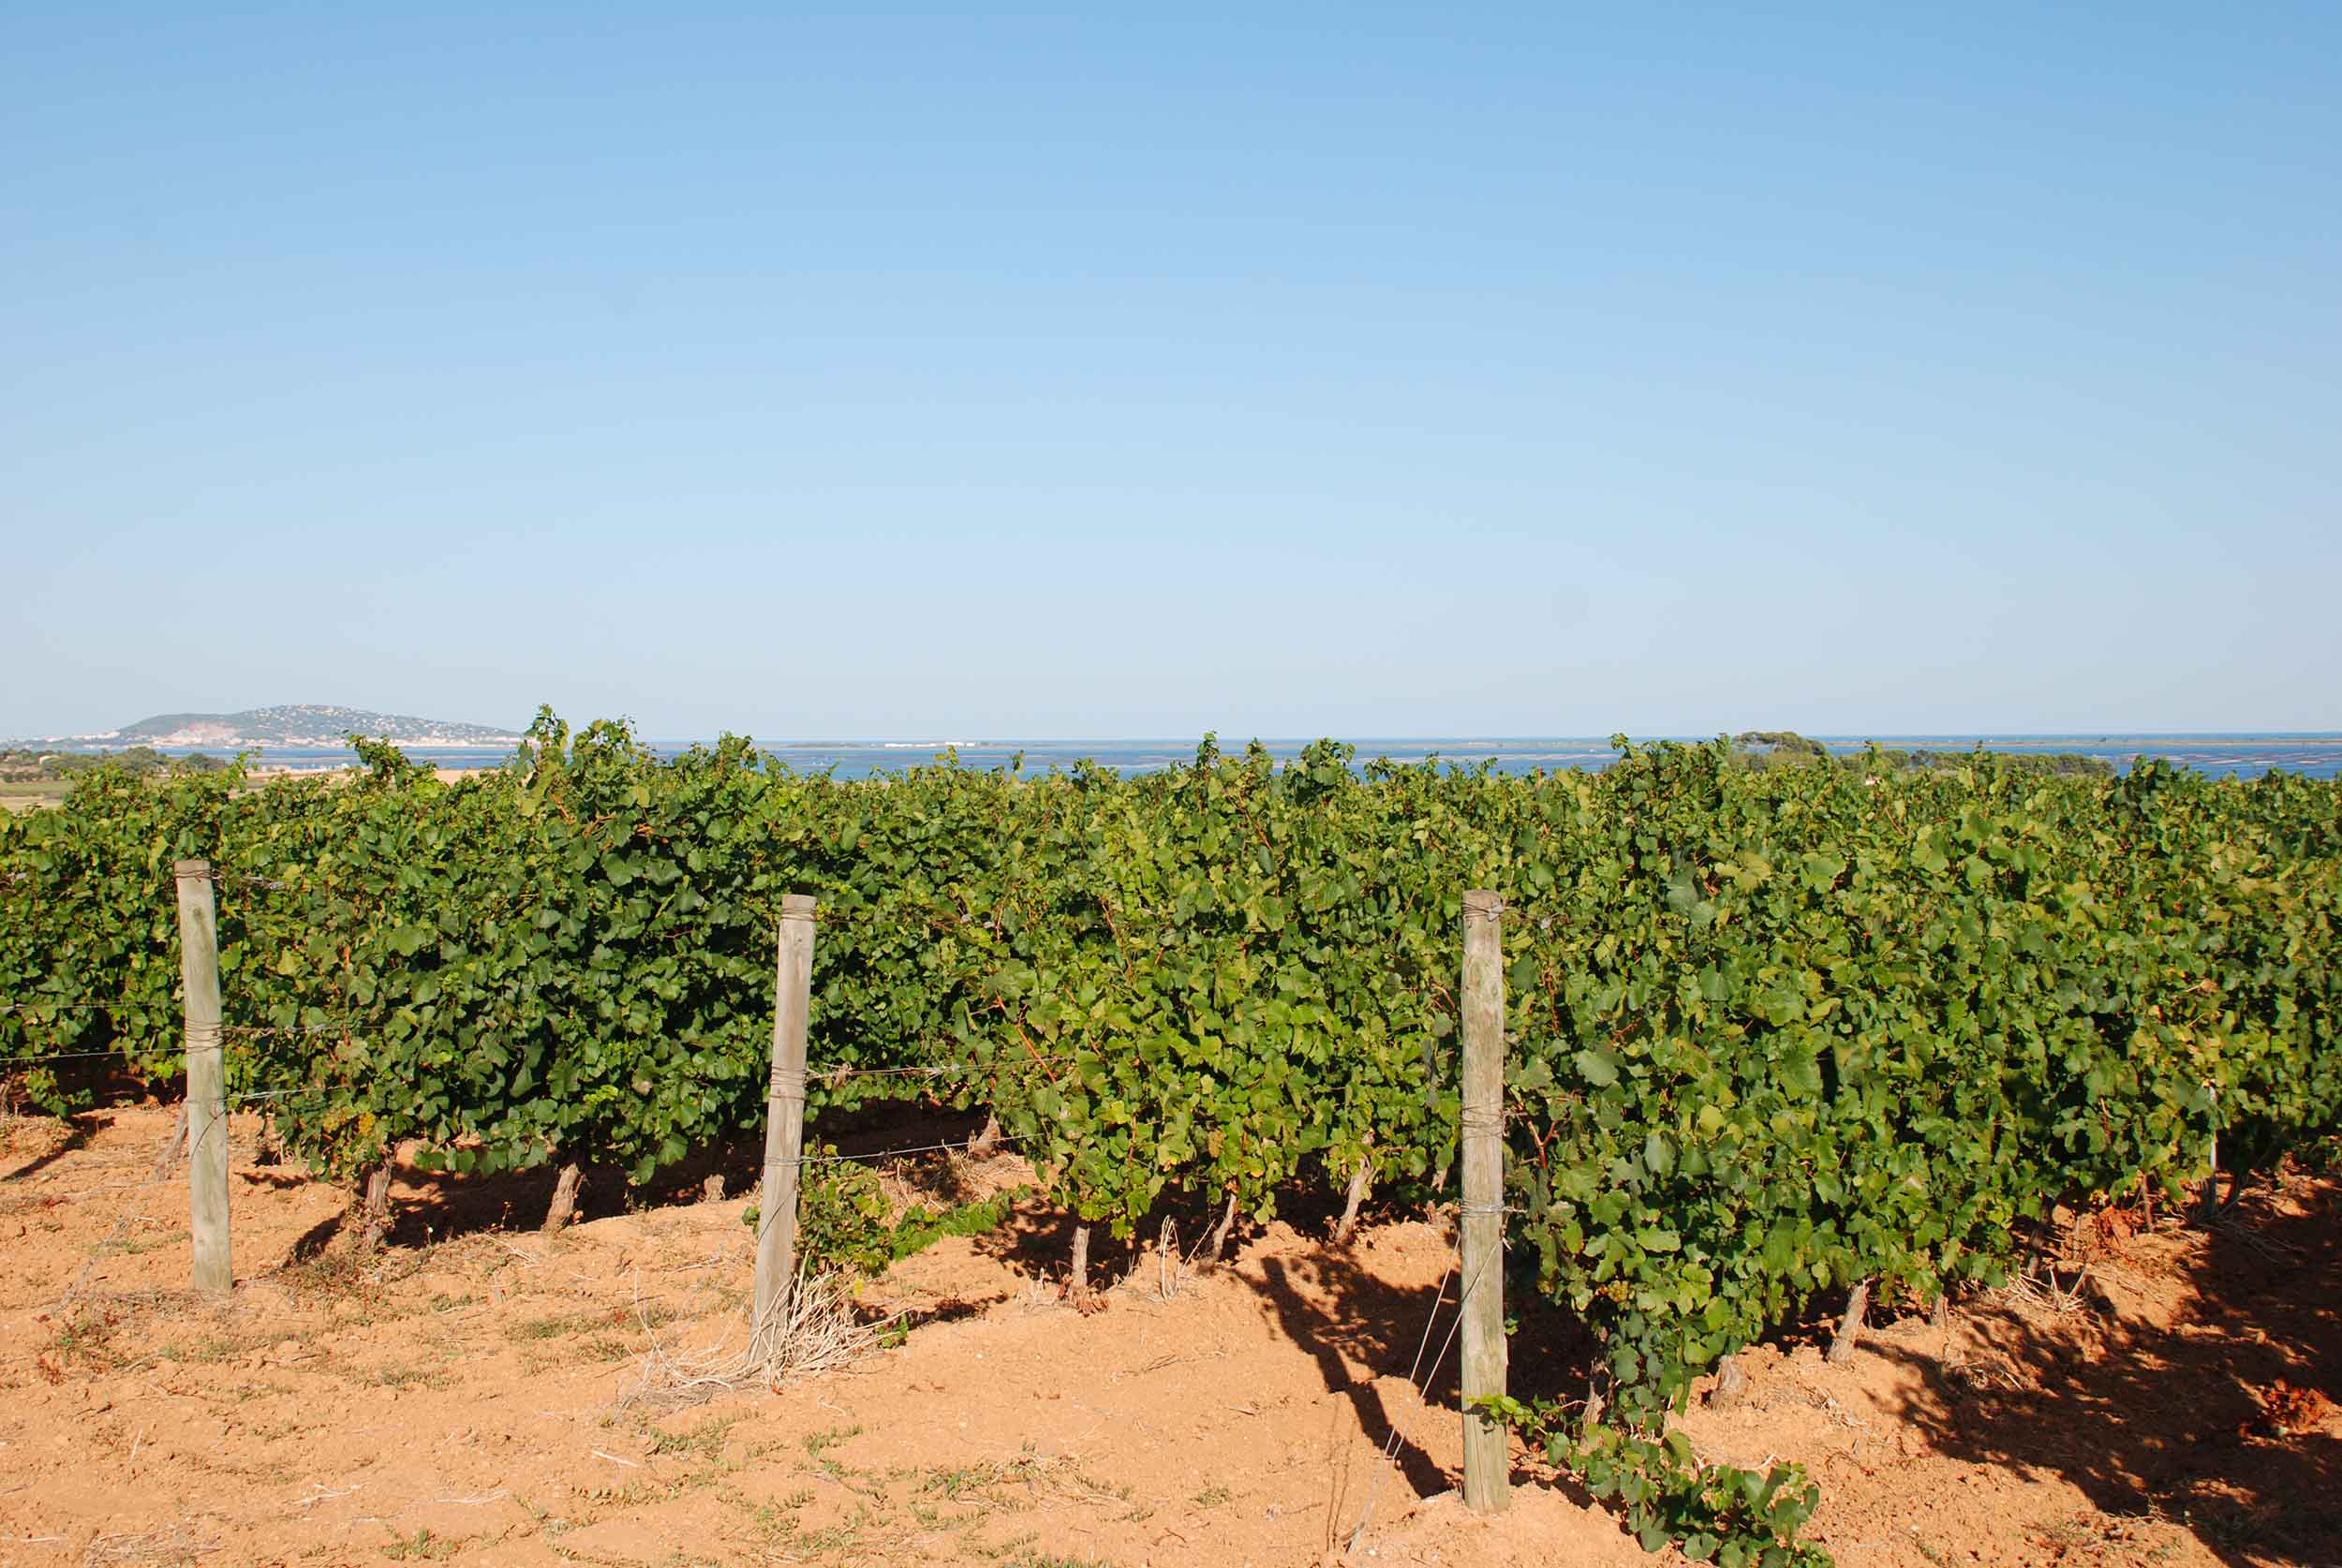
[6,5,2336,740]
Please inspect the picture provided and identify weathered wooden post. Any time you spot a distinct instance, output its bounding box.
[1460,888,1509,1513]
[752,894,817,1333]
[174,859,230,1294]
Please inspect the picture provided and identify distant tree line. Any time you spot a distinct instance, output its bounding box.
[1731,731,2114,779]
[0,747,229,783]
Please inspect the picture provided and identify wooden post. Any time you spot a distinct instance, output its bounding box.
[174,859,230,1295]
[752,894,817,1332]
[1459,888,1508,1514]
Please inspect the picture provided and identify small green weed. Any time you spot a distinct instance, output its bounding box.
[38,1304,125,1377]
[649,1414,741,1458]
[801,1423,864,1457]
[381,1527,457,1561]
[367,1362,452,1390]
[506,1303,675,1342]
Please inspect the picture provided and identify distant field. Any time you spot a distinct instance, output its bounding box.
[0,780,70,811]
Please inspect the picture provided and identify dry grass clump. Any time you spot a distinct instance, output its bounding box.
[82,1522,219,1566]
[616,1267,884,1414]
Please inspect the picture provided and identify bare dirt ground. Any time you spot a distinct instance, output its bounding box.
[2,1106,2335,1568]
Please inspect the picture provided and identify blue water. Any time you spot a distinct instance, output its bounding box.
[170,734,2342,781]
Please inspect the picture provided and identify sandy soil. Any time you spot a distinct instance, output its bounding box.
[1,1106,2335,1568]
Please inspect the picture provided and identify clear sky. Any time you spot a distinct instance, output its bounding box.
[6,5,2337,741]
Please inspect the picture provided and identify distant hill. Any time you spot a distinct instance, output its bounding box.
[38,705,524,749]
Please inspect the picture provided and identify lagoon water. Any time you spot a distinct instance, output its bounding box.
[204,735,2342,781]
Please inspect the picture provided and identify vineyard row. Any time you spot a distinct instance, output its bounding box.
[6,716,2338,1563]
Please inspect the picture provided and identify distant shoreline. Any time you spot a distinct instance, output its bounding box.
[21,732,2342,751]
[8,732,2336,786]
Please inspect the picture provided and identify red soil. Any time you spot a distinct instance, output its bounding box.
[2,1107,2335,1567]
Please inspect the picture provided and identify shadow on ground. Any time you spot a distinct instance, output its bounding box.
[1881,1178,2342,1565]
[357,1102,999,1247]
[2,1111,106,1182]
